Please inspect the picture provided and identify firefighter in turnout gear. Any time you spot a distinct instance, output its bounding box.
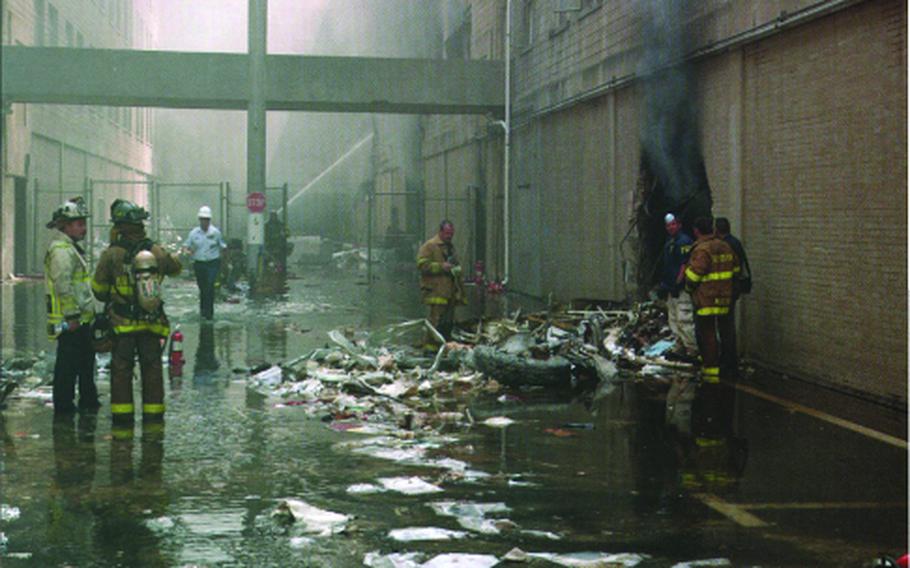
[92,199,181,423]
[44,197,100,413]
[684,217,740,384]
[416,220,466,347]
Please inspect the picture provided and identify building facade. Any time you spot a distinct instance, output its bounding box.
[422,0,907,405]
[1,0,156,276]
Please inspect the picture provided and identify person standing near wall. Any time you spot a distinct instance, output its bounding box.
[685,217,740,384]
[44,197,99,413]
[657,213,697,356]
[714,217,751,378]
[416,220,466,348]
[183,206,226,321]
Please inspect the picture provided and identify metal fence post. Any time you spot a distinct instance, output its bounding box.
[32,179,40,274]
[367,188,373,287]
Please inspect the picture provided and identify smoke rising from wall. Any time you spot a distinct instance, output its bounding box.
[635,0,712,294]
[637,0,711,220]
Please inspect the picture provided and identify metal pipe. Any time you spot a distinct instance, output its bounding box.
[501,0,511,285]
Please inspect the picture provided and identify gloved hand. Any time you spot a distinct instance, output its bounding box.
[451,265,462,277]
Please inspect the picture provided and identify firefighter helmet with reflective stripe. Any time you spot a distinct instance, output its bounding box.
[110,199,150,225]
[46,196,90,228]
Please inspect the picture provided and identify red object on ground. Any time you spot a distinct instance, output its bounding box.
[168,327,185,377]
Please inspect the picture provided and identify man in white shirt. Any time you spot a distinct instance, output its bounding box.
[183,206,227,320]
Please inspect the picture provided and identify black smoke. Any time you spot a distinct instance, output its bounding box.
[635,0,712,294]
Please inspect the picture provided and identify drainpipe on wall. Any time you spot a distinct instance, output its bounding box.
[493,0,511,286]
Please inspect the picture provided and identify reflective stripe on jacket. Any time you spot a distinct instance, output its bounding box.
[685,235,740,316]
[92,234,182,337]
[416,234,456,306]
[44,232,95,340]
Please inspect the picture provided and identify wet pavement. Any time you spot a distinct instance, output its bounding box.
[0,268,906,567]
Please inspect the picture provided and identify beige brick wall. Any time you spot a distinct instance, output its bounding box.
[422,0,906,402]
[739,0,906,403]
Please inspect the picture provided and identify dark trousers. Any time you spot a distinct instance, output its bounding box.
[719,301,738,378]
[424,302,455,347]
[110,332,164,421]
[193,259,221,320]
[53,324,98,412]
[695,312,736,383]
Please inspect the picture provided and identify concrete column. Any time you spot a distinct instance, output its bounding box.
[247,0,267,277]
[607,92,619,298]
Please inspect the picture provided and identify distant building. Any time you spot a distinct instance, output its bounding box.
[422,0,907,405]
[1,0,156,275]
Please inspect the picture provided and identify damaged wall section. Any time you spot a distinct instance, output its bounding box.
[429,0,906,404]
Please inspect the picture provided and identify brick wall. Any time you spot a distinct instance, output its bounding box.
[427,0,907,401]
[740,0,906,403]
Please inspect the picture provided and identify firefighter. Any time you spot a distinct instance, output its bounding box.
[416,220,466,347]
[44,197,99,413]
[656,213,697,356]
[684,217,740,384]
[92,199,181,423]
[714,217,751,378]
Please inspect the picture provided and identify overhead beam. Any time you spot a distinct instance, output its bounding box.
[1,46,504,115]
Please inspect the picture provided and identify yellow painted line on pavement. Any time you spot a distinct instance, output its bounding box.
[744,501,906,511]
[734,383,908,451]
[695,493,769,528]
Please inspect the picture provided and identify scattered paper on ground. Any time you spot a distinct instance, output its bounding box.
[527,551,649,567]
[272,499,350,536]
[387,527,467,542]
[378,477,443,495]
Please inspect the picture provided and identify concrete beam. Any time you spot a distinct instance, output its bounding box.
[1,47,249,109]
[266,54,504,115]
[1,46,504,115]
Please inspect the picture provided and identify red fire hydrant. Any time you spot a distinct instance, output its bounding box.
[169,325,185,377]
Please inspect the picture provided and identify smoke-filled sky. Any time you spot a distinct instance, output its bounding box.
[151,1,444,235]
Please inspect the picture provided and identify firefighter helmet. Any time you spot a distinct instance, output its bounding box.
[110,199,150,225]
[46,197,90,228]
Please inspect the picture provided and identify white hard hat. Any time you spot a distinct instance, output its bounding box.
[197,205,212,219]
[664,213,676,224]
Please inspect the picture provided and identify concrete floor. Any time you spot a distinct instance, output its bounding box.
[0,268,906,567]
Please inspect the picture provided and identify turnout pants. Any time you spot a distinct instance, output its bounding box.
[695,313,736,383]
[194,258,221,320]
[53,324,98,413]
[425,302,455,347]
[110,332,165,421]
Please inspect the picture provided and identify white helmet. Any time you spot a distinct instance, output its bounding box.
[197,205,212,219]
[664,213,677,225]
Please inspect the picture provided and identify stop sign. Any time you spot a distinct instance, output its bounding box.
[246,192,266,213]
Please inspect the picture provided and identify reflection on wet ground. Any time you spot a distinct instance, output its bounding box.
[0,269,906,567]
